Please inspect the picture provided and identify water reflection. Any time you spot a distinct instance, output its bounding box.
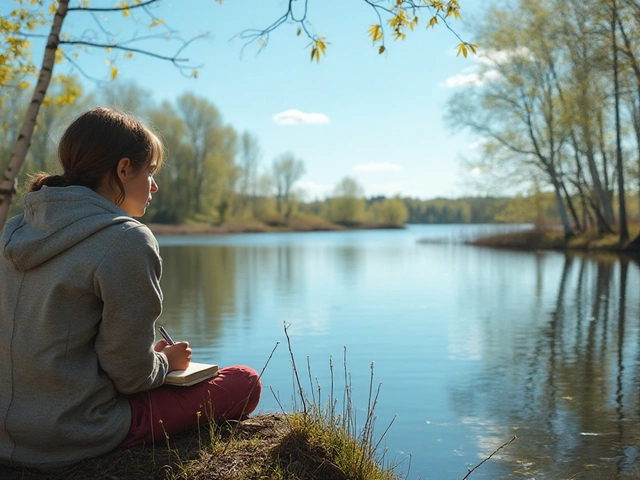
[451,254,640,479]
[161,246,238,343]
[160,242,369,342]
[156,229,640,479]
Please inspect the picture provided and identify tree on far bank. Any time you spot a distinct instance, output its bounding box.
[237,131,262,218]
[145,94,238,224]
[328,177,366,224]
[370,196,409,224]
[272,153,305,217]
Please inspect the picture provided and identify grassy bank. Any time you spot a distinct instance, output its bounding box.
[0,412,400,480]
[146,215,405,236]
[0,327,405,480]
[469,226,640,254]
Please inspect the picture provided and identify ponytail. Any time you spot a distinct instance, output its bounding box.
[29,171,85,192]
[29,173,67,192]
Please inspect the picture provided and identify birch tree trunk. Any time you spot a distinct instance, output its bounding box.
[612,0,629,242]
[0,0,69,230]
[548,165,574,238]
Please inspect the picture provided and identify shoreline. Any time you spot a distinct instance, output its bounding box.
[145,221,406,236]
[468,228,640,256]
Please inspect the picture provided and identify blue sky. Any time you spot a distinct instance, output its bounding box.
[24,0,489,200]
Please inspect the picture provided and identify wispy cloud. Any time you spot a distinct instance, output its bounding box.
[476,47,533,65]
[272,109,330,126]
[442,69,501,88]
[352,162,402,173]
[442,47,532,89]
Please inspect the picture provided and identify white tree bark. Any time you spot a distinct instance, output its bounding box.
[0,0,69,230]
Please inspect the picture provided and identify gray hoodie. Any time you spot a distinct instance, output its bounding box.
[0,185,169,470]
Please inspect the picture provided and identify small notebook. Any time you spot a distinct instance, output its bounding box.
[164,362,219,387]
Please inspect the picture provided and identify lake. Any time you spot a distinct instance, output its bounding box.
[156,224,640,479]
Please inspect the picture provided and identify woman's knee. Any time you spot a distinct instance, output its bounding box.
[214,365,262,417]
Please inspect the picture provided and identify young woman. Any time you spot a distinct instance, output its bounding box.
[0,107,261,471]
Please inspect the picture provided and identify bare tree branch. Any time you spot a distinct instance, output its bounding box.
[67,0,161,13]
[461,436,517,480]
[59,40,189,65]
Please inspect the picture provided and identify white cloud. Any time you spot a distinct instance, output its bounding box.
[442,47,532,89]
[272,109,330,126]
[476,47,533,66]
[442,69,501,88]
[352,162,402,173]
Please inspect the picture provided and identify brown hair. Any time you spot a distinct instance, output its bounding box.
[30,107,164,205]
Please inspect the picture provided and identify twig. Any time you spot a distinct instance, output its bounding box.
[462,436,517,480]
[283,321,307,415]
[307,355,316,406]
[239,340,279,415]
[329,354,335,420]
[269,386,287,417]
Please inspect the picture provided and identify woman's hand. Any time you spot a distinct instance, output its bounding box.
[155,340,192,371]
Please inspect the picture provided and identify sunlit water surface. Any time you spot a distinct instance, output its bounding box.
[157,225,640,479]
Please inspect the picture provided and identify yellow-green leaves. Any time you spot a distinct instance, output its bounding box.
[0,1,46,99]
[111,66,118,80]
[363,1,464,53]
[51,74,81,105]
[42,74,82,107]
[369,24,385,54]
[368,24,383,42]
[456,42,478,58]
[388,8,409,41]
[309,36,329,63]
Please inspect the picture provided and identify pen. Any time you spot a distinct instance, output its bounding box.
[158,326,175,345]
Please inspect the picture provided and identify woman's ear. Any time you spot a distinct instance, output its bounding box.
[116,157,132,182]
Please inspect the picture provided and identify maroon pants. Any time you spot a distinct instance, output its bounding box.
[119,365,261,448]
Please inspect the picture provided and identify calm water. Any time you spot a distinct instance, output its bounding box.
[156,225,640,479]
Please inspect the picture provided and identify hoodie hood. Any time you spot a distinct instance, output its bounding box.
[2,186,136,271]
